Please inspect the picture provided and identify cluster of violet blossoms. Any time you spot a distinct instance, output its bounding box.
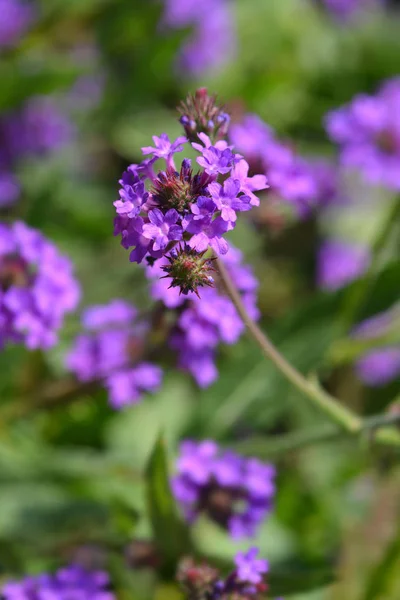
[146,244,259,387]
[0,0,34,50]
[162,0,235,77]
[0,96,73,208]
[317,239,370,291]
[66,300,162,409]
[178,547,270,600]
[114,89,268,298]
[172,440,276,539]
[0,221,80,350]
[2,564,115,600]
[326,77,400,191]
[229,114,336,220]
[352,305,400,387]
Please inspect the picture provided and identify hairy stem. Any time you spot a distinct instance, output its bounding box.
[216,256,362,433]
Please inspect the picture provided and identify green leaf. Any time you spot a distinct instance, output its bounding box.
[267,559,336,596]
[146,435,192,574]
[364,528,400,600]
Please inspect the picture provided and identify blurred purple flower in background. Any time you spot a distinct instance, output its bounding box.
[235,548,268,586]
[322,0,384,21]
[317,239,370,290]
[172,440,275,538]
[162,0,235,76]
[326,77,400,190]
[0,0,34,49]
[66,300,162,409]
[0,221,80,350]
[2,564,115,600]
[230,114,321,218]
[146,244,259,388]
[353,306,400,386]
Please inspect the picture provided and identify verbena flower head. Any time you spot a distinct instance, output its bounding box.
[0,0,34,49]
[2,564,115,600]
[179,88,231,144]
[325,78,400,191]
[66,300,162,409]
[162,0,235,77]
[172,440,275,539]
[146,244,259,387]
[177,548,268,599]
[352,306,400,386]
[114,91,267,297]
[317,240,370,291]
[230,114,318,218]
[0,221,80,350]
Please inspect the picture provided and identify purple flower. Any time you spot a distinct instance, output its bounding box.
[2,564,115,600]
[162,0,236,77]
[325,78,400,191]
[114,180,148,219]
[66,300,163,409]
[0,0,34,49]
[195,141,239,176]
[172,440,275,538]
[142,133,187,164]
[234,548,268,585]
[317,240,370,291]
[352,306,400,386]
[0,221,80,350]
[188,216,229,255]
[142,208,183,251]
[231,159,269,207]
[208,178,251,223]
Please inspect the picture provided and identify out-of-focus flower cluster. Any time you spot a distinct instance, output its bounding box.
[0,221,79,350]
[321,0,384,22]
[2,564,115,600]
[0,96,73,208]
[0,0,34,50]
[162,0,235,77]
[317,240,370,291]
[146,244,259,387]
[66,300,162,409]
[229,114,338,220]
[114,89,268,298]
[172,440,275,539]
[178,547,269,599]
[353,305,400,386]
[326,77,400,191]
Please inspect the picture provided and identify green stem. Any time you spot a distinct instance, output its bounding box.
[215,257,362,433]
[342,198,400,328]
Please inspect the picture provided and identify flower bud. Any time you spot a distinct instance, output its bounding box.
[161,245,215,297]
[179,89,231,143]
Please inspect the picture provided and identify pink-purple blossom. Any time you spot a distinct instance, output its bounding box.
[235,548,268,585]
[0,0,34,49]
[317,240,370,291]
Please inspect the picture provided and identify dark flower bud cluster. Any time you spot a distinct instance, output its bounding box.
[177,548,269,600]
[113,90,268,298]
[172,440,275,539]
[66,300,162,409]
[161,244,215,297]
[179,88,231,144]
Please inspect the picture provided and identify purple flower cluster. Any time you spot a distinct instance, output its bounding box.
[326,78,400,191]
[172,440,275,539]
[322,0,383,21]
[114,120,267,295]
[317,240,370,291]
[177,548,269,599]
[353,306,400,386]
[162,0,235,77]
[0,0,34,49]
[146,244,259,388]
[2,564,115,600]
[230,115,333,219]
[0,96,73,208]
[0,221,79,350]
[66,300,162,409]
